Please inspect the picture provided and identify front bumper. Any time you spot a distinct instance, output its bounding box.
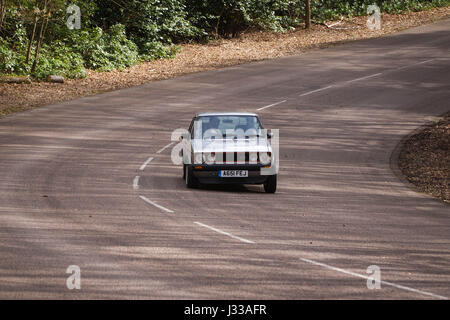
[189,164,272,184]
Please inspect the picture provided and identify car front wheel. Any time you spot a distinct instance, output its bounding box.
[263,174,277,193]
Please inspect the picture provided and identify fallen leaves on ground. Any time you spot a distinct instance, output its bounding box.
[399,113,450,203]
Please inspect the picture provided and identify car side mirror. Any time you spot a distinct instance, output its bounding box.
[267,131,273,139]
[179,132,191,141]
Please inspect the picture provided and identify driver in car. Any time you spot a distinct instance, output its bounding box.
[203,116,221,139]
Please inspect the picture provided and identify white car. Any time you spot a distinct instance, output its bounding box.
[182,112,277,193]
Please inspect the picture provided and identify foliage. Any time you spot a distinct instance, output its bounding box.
[68,24,139,71]
[185,0,293,38]
[186,0,450,36]
[32,41,86,79]
[0,30,85,79]
[0,0,449,79]
[0,15,30,75]
[310,0,450,22]
[92,0,205,57]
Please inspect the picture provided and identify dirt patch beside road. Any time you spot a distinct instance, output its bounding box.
[398,113,450,203]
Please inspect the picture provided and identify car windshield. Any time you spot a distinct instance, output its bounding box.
[192,115,262,139]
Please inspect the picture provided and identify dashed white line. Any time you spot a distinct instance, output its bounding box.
[420,58,436,64]
[397,58,436,70]
[131,55,446,300]
[299,85,334,97]
[194,222,255,244]
[257,59,438,112]
[346,73,382,83]
[156,142,175,154]
[139,195,174,213]
[193,219,448,298]
[412,58,436,66]
[299,258,448,300]
[139,156,154,171]
[257,100,287,111]
[133,176,140,190]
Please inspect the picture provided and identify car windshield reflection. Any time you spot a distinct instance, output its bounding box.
[193,116,263,139]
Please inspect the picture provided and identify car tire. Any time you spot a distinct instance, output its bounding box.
[264,174,277,193]
[182,164,186,180]
[185,166,198,188]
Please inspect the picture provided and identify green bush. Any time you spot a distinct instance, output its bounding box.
[0,37,86,79]
[185,0,289,37]
[68,24,139,71]
[0,14,29,75]
[139,41,180,61]
[310,0,450,22]
[31,41,86,79]
[0,39,18,74]
[0,7,86,79]
[92,0,205,58]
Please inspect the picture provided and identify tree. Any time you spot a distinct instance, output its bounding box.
[305,0,311,29]
[0,0,6,32]
[30,0,66,73]
[31,0,49,73]
[26,3,39,64]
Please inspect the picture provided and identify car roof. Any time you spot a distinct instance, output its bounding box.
[196,112,259,117]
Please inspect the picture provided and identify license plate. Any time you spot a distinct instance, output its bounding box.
[219,170,248,178]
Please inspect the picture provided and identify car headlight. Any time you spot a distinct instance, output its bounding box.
[259,152,271,165]
[194,152,203,164]
[203,152,216,164]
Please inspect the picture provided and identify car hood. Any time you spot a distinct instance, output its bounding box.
[191,138,272,153]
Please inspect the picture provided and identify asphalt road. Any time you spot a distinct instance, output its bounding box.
[0,19,449,300]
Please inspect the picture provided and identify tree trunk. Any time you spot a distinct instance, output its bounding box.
[0,0,7,32]
[0,75,32,84]
[26,5,39,64]
[215,7,225,39]
[305,0,311,29]
[31,0,49,74]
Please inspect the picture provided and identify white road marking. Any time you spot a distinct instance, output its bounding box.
[156,142,175,154]
[299,258,448,300]
[139,195,174,213]
[259,59,438,112]
[299,85,334,97]
[257,100,287,111]
[194,222,255,244]
[133,176,140,190]
[131,55,446,300]
[140,156,154,171]
[414,58,436,65]
[394,59,436,71]
[346,73,382,83]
